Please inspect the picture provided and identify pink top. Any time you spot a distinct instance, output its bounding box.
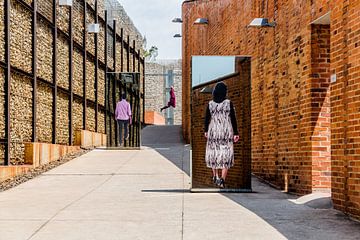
[115,100,132,121]
[169,88,176,107]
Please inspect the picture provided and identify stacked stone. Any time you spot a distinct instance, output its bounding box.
[73,49,83,96]
[10,1,32,73]
[115,41,121,71]
[0,2,4,62]
[0,69,5,139]
[72,99,83,140]
[56,92,69,145]
[86,58,95,101]
[105,117,110,144]
[123,47,128,71]
[98,69,105,105]
[98,23,105,63]
[86,105,95,132]
[36,82,53,143]
[56,37,70,90]
[86,12,95,56]
[23,0,32,6]
[145,62,164,113]
[37,20,53,82]
[97,0,105,20]
[0,145,4,165]
[10,73,33,165]
[56,4,69,34]
[87,0,95,10]
[73,0,84,46]
[98,111,105,134]
[38,0,52,21]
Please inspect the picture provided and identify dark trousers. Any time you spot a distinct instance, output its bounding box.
[117,120,129,145]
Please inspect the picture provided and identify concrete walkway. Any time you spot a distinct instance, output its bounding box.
[0,125,360,240]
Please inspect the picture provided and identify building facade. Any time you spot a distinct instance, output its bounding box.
[145,60,182,125]
[182,0,360,219]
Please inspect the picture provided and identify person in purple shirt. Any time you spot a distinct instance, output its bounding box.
[115,93,132,146]
[160,86,176,112]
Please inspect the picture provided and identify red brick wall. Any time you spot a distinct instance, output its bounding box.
[183,0,360,219]
[331,0,360,219]
[310,24,331,191]
[191,58,251,189]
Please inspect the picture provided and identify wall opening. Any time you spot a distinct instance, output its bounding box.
[310,17,331,192]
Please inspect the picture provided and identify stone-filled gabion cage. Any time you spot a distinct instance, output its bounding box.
[0,0,145,165]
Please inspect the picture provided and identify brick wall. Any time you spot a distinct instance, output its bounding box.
[191,58,251,189]
[0,0,144,164]
[330,0,360,220]
[183,0,360,219]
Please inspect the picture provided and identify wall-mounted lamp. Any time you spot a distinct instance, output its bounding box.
[248,18,276,27]
[87,24,100,33]
[59,0,72,6]
[172,18,183,23]
[173,34,182,38]
[194,18,208,25]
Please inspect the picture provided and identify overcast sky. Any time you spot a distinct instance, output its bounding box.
[118,0,183,60]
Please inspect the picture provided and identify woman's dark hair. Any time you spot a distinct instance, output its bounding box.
[121,93,127,100]
[212,82,227,103]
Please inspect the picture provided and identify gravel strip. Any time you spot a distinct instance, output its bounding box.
[0,148,92,192]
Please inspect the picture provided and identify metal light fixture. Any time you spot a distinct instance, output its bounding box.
[172,17,183,23]
[87,24,100,33]
[248,18,276,27]
[59,0,72,6]
[194,18,208,25]
[173,34,182,38]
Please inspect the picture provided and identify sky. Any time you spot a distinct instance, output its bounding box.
[118,0,183,60]
[192,56,236,87]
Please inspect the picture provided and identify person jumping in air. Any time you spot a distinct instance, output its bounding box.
[204,82,239,188]
[160,86,176,112]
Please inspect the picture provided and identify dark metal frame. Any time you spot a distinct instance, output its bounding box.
[83,0,87,130]
[32,0,38,143]
[94,0,99,132]
[52,0,58,144]
[113,20,118,146]
[4,0,11,165]
[69,4,74,145]
[104,10,108,136]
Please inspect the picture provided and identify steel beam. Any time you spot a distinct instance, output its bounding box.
[83,0,87,130]
[32,0,38,142]
[69,4,74,145]
[104,10,108,141]
[4,0,11,165]
[95,0,99,132]
[113,20,118,146]
[52,0,57,144]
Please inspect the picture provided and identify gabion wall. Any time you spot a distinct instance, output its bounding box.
[0,0,145,165]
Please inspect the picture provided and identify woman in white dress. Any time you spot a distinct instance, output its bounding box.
[204,82,239,188]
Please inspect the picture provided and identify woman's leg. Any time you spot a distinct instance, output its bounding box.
[221,168,228,180]
[161,105,170,111]
[212,168,219,184]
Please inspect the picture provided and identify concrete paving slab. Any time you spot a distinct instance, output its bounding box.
[0,126,360,240]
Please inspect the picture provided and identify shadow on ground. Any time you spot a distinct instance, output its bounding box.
[142,125,360,240]
[142,125,190,176]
